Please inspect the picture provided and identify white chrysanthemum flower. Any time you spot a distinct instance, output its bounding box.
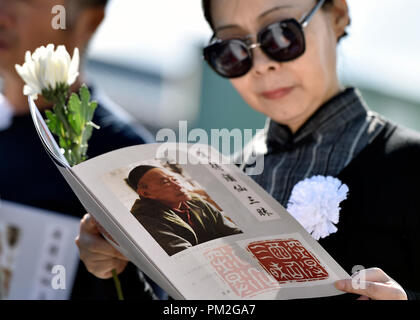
[287,175,349,241]
[15,44,79,100]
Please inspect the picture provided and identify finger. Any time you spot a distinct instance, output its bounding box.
[86,258,128,279]
[77,214,125,259]
[79,214,125,257]
[357,295,370,300]
[334,279,397,300]
[79,249,125,265]
[79,234,128,261]
[80,213,101,236]
[75,222,127,260]
[85,257,126,276]
[352,267,389,283]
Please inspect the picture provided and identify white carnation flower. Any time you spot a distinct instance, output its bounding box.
[287,175,349,241]
[15,44,79,100]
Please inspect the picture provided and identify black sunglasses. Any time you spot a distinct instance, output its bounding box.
[203,0,325,78]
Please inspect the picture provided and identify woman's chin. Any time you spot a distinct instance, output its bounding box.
[258,105,302,126]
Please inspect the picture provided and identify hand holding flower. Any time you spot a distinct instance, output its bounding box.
[16,44,124,298]
[75,214,129,280]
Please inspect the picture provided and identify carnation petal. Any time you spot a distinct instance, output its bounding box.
[287,176,348,240]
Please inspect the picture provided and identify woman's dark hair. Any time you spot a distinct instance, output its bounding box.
[74,0,109,7]
[202,0,349,41]
[65,0,109,28]
[65,0,109,11]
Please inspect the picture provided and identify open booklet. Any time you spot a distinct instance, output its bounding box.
[29,97,350,300]
[0,200,80,300]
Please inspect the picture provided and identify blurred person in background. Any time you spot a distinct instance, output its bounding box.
[0,0,161,299]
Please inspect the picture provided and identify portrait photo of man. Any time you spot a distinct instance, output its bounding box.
[127,165,243,256]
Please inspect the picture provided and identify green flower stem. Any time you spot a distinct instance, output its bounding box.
[47,86,84,165]
[112,269,124,300]
[53,103,78,163]
[53,100,72,138]
[45,86,78,165]
[44,84,123,299]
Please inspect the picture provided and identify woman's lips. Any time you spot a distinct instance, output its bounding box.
[261,86,294,100]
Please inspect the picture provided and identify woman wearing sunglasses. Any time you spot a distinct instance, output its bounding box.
[203,0,420,300]
[76,0,419,300]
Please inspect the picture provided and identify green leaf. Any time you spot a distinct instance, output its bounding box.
[44,84,98,166]
[53,101,74,140]
[45,110,59,136]
[87,101,98,123]
[59,136,71,150]
[46,109,67,140]
[79,85,97,123]
[81,125,94,149]
[80,85,90,122]
[67,93,83,136]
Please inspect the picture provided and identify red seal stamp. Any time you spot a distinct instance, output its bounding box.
[204,245,279,298]
[247,239,329,284]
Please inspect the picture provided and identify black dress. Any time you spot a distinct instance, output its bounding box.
[245,88,420,300]
[320,121,420,300]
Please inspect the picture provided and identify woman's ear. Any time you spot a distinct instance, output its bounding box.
[329,0,350,42]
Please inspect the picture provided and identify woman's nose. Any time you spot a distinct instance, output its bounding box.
[251,46,280,76]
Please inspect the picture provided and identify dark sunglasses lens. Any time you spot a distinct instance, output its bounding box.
[205,40,252,78]
[260,20,305,62]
